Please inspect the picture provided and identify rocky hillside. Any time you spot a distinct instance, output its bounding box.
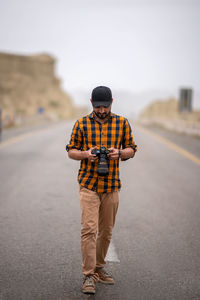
[139,98,200,136]
[140,98,179,119]
[0,52,76,127]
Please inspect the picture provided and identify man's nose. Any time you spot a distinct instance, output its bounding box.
[99,107,105,113]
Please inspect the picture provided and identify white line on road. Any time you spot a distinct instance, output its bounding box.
[106,241,120,262]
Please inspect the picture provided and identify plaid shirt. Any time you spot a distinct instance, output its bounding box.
[66,112,137,193]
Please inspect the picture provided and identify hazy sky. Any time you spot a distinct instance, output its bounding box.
[0,0,200,112]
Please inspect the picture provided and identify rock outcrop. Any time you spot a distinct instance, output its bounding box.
[139,98,200,136]
[0,52,75,126]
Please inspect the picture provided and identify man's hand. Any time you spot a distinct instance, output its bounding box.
[86,146,98,162]
[108,147,119,160]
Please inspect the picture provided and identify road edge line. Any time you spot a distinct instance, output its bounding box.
[137,125,200,167]
[0,128,45,150]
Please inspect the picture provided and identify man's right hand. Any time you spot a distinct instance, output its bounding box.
[86,146,98,162]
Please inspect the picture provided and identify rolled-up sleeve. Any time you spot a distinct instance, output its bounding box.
[66,120,83,152]
[122,118,137,152]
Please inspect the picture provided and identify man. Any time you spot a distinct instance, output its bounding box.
[66,86,137,294]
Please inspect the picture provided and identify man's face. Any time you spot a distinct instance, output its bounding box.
[91,100,113,119]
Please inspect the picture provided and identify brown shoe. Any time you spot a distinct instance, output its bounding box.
[96,268,114,285]
[82,276,97,294]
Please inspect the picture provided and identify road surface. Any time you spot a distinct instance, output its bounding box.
[0,121,200,300]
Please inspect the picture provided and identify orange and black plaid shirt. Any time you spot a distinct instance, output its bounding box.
[66,112,137,193]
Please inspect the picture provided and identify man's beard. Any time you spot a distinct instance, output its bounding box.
[94,111,110,119]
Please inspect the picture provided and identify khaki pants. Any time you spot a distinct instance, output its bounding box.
[79,185,119,277]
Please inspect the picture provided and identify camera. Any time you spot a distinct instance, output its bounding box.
[91,147,110,176]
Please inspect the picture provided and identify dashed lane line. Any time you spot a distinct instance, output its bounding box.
[106,241,120,263]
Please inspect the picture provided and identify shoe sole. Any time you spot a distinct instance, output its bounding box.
[82,289,95,294]
[99,279,114,285]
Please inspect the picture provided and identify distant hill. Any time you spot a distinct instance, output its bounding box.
[0,52,76,127]
[139,98,200,136]
[140,98,179,119]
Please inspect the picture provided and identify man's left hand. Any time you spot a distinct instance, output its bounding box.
[108,147,120,160]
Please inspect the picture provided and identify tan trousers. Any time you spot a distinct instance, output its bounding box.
[79,185,119,277]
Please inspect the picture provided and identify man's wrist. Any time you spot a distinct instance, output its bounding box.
[120,147,135,160]
[118,149,122,158]
[82,150,89,159]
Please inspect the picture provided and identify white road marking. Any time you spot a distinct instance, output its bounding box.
[106,241,120,262]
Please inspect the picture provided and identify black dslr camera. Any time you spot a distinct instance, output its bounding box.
[91,147,110,176]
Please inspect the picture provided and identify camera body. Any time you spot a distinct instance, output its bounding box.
[91,147,110,176]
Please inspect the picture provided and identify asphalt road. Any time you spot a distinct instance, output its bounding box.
[0,121,200,300]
